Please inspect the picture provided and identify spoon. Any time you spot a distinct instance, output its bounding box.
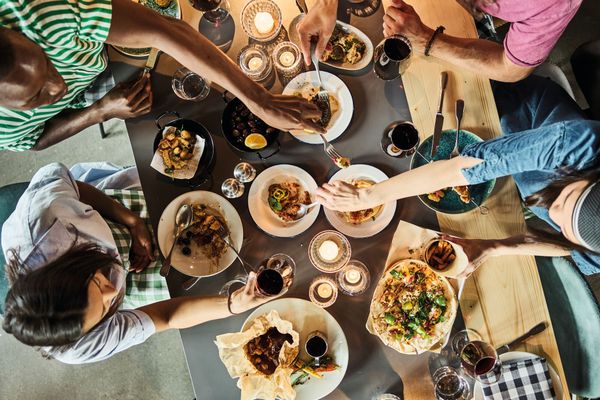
[293,202,319,220]
[450,99,464,159]
[160,204,193,277]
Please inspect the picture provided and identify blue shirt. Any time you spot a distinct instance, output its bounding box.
[459,79,600,275]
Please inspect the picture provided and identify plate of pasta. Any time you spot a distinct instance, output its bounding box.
[320,21,373,71]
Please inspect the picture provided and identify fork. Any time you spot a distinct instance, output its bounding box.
[450,99,464,158]
[319,133,349,168]
[310,41,332,125]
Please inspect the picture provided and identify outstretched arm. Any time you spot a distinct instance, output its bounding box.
[108,0,324,133]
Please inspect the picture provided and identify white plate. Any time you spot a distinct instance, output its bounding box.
[283,71,353,144]
[242,298,349,400]
[157,191,243,277]
[324,164,396,238]
[248,165,320,238]
[473,351,564,400]
[320,21,374,71]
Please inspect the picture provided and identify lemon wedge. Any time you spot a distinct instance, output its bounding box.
[244,133,267,149]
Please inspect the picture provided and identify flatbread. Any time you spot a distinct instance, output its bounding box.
[369,259,457,354]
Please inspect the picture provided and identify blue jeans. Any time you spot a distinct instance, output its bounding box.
[460,75,600,274]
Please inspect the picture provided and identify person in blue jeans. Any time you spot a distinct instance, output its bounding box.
[316,75,600,277]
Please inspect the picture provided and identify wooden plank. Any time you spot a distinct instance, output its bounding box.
[383,0,570,397]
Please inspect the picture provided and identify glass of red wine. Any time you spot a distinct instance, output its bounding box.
[189,0,230,24]
[459,340,502,384]
[255,253,295,296]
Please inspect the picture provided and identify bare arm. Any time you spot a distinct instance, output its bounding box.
[33,75,152,151]
[382,0,534,82]
[317,155,481,211]
[138,272,272,332]
[297,0,338,65]
[108,0,324,132]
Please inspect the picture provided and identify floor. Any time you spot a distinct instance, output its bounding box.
[0,1,599,399]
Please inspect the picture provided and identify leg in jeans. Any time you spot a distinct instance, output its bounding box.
[491,75,587,134]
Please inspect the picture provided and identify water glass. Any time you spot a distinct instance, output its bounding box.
[171,67,211,101]
[221,178,244,198]
[433,366,471,400]
[233,162,256,183]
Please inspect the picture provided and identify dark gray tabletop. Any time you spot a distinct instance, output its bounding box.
[115,1,460,398]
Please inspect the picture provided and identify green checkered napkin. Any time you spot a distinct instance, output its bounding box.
[102,189,170,309]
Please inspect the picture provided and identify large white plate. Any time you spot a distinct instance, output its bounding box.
[324,164,396,238]
[320,21,374,71]
[157,191,243,277]
[473,351,564,400]
[242,298,349,400]
[248,164,321,238]
[283,71,353,144]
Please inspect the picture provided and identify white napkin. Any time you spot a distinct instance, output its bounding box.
[150,127,205,180]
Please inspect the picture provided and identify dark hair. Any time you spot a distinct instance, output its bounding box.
[0,27,17,78]
[524,166,600,253]
[2,244,122,347]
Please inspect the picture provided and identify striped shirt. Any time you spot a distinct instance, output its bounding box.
[0,0,112,151]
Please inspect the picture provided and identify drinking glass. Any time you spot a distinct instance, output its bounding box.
[380,121,420,157]
[256,253,295,296]
[336,260,370,296]
[459,340,502,384]
[189,0,230,24]
[233,162,256,183]
[432,366,471,400]
[221,178,244,198]
[373,34,412,80]
[171,67,211,101]
[451,329,483,356]
[308,275,338,308]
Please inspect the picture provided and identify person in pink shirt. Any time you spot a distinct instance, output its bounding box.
[298,0,582,82]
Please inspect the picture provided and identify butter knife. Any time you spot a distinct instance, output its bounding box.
[143,47,160,74]
[496,322,547,355]
[431,71,448,159]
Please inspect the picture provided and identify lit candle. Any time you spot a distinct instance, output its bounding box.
[247,56,263,71]
[319,240,339,261]
[317,282,333,299]
[345,268,362,284]
[279,51,295,67]
[254,11,274,35]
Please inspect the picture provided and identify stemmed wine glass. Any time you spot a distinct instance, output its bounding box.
[451,329,502,384]
[189,0,230,25]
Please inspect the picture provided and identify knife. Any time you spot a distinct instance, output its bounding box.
[431,71,448,159]
[143,47,160,74]
[496,322,547,355]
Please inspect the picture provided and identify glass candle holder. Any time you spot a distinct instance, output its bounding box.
[308,275,338,308]
[272,41,304,81]
[238,44,273,84]
[240,0,282,42]
[308,230,351,273]
[336,260,370,296]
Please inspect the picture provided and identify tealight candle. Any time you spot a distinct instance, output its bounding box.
[317,282,333,299]
[278,51,295,67]
[344,267,362,284]
[319,240,339,261]
[247,56,263,71]
[254,11,274,35]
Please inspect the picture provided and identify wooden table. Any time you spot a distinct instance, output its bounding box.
[384,0,570,397]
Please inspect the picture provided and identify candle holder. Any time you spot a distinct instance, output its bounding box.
[308,230,351,273]
[308,275,339,308]
[238,44,273,85]
[272,41,304,84]
[240,0,282,42]
[336,260,370,296]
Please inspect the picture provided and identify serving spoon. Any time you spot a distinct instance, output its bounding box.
[160,204,193,277]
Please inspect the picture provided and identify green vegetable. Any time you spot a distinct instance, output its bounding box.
[384,313,396,325]
[389,269,402,278]
[268,196,282,211]
[434,296,446,307]
[415,326,429,338]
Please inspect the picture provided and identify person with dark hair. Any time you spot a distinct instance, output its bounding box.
[297,0,582,82]
[1,163,272,363]
[316,75,600,276]
[0,0,323,152]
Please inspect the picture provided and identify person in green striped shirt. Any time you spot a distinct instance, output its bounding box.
[0,0,324,151]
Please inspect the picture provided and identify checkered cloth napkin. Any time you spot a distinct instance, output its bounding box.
[102,189,170,310]
[482,357,556,400]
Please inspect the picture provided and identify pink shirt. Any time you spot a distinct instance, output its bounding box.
[479,0,583,67]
